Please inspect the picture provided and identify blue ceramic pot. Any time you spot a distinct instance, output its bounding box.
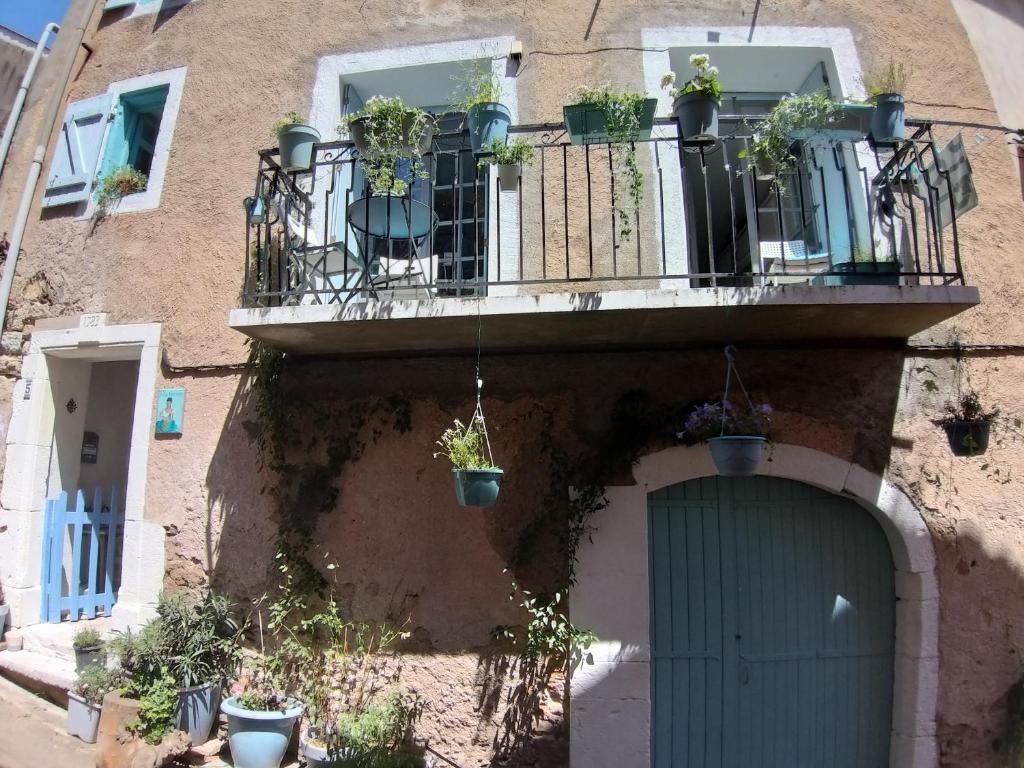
[277,124,320,172]
[466,102,511,154]
[452,468,504,507]
[221,696,303,768]
[708,437,765,477]
[870,93,906,144]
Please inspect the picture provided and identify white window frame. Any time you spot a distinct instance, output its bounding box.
[84,66,187,217]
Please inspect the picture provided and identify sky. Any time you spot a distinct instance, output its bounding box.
[0,0,71,43]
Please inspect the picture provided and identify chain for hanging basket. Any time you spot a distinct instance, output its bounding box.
[719,344,758,438]
[468,299,497,467]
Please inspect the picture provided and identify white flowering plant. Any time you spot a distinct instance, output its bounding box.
[661,53,722,102]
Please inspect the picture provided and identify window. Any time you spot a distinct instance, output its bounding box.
[42,67,186,213]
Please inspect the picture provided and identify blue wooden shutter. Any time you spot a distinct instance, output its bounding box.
[103,0,135,10]
[42,93,114,208]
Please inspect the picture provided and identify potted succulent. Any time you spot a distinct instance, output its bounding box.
[682,400,773,477]
[661,53,722,140]
[864,58,911,144]
[940,390,996,456]
[155,592,243,745]
[455,64,511,154]
[563,85,655,240]
[273,112,321,173]
[72,626,106,672]
[435,417,503,507]
[478,136,535,189]
[94,166,147,211]
[68,663,122,743]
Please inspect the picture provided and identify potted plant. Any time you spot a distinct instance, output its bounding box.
[455,64,511,154]
[68,663,122,743]
[94,166,147,211]
[563,85,655,240]
[864,58,911,144]
[478,136,535,189]
[310,691,420,767]
[940,390,996,456]
[156,592,243,745]
[435,417,503,507]
[682,400,772,477]
[222,686,304,768]
[72,626,105,672]
[273,112,321,173]
[661,53,722,140]
[826,247,901,286]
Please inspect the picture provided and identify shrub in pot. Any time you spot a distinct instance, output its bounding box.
[435,417,503,507]
[940,390,996,457]
[94,165,147,213]
[682,400,773,477]
[478,136,535,189]
[68,663,121,743]
[303,691,422,768]
[273,112,321,173]
[222,690,304,768]
[72,626,105,672]
[863,58,911,144]
[662,53,722,140]
[455,64,511,154]
[563,84,654,241]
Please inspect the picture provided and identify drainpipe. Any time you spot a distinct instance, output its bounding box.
[0,0,99,335]
[0,22,60,177]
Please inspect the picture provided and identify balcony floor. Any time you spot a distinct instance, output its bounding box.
[229,285,980,356]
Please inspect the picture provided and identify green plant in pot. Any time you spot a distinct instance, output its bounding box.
[68,663,122,744]
[478,136,535,190]
[340,96,434,196]
[72,626,105,672]
[940,390,996,457]
[155,591,244,744]
[564,85,655,241]
[739,92,838,185]
[661,53,722,140]
[863,58,911,144]
[454,63,511,154]
[327,691,423,768]
[435,416,503,507]
[94,166,147,211]
[273,111,321,173]
[682,400,772,477]
[825,246,901,286]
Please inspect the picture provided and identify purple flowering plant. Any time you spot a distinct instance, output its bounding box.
[681,400,773,443]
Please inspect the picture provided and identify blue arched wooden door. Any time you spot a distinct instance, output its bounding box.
[648,476,895,767]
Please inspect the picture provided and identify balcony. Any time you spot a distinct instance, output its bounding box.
[229,118,979,356]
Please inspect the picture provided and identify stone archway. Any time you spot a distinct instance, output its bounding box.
[569,443,938,768]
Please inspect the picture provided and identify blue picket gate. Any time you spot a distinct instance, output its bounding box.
[40,487,124,623]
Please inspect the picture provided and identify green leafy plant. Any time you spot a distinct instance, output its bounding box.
[73,663,122,707]
[94,166,147,209]
[434,418,495,470]
[128,668,178,745]
[236,688,291,713]
[453,62,502,113]
[107,623,165,698]
[660,53,722,101]
[477,137,535,168]
[72,626,103,650]
[495,582,596,668]
[571,84,646,241]
[154,591,243,689]
[272,111,304,139]
[863,58,911,97]
[333,690,419,758]
[340,96,432,196]
[941,390,997,425]
[738,92,838,186]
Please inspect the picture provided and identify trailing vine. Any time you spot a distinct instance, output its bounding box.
[572,85,646,241]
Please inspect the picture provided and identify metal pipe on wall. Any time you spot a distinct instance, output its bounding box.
[0,0,99,335]
[0,22,60,178]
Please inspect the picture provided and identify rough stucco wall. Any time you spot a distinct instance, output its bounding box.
[0,0,1022,766]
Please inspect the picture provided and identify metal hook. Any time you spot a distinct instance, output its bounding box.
[724,344,737,363]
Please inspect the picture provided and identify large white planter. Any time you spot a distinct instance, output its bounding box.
[67,692,102,743]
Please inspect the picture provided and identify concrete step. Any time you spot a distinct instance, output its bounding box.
[0,648,76,705]
[21,617,112,662]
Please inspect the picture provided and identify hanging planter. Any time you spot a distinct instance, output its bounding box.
[863,58,911,144]
[435,374,503,507]
[477,137,536,190]
[939,390,996,457]
[273,112,320,173]
[662,53,722,141]
[453,64,511,153]
[680,346,772,477]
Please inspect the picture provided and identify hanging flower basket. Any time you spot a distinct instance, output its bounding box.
[681,346,772,478]
[435,378,503,508]
[939,390,996,457]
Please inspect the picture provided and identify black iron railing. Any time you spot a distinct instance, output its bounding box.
[241,118,964,308]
